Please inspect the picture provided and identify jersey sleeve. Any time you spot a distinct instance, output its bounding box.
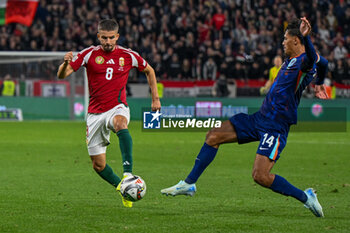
[128,49,148,71]
[301,36,317,72]
[69,46,95,72]
[315,55,328,85]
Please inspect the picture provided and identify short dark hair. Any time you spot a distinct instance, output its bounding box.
[98,19,119,32]
[286,19,304,44]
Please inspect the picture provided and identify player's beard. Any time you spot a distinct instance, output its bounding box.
[103,44,114,52]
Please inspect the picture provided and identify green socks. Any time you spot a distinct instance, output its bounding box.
[97,164,121,187]
[97,129,133,187]
[117,129,133,173]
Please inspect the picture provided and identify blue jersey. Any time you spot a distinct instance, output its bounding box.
[259,53,316,125]
[230,36,319,161]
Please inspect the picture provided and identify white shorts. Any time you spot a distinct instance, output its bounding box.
[86,104,130,156]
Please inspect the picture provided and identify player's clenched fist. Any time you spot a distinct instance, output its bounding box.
[151,99,161,111]
[64,51,73,62]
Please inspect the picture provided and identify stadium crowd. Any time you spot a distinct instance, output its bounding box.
[0,0,349,85]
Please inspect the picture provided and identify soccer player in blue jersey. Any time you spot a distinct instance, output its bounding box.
[161,17,328,217]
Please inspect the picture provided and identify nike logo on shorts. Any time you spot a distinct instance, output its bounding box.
[259,147,269,150]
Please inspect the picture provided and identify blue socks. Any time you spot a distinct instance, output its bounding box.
[270,174,308,203]
[184,143,308,204]
[185,143,218,184]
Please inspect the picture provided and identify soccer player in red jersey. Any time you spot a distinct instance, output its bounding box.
[57,19,161,207]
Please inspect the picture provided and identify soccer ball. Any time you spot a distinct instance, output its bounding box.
[119,175,146,202]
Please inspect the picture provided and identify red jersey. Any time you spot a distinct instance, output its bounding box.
[70,45,148,113]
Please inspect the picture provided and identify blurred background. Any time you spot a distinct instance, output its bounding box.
[0,0,349,121]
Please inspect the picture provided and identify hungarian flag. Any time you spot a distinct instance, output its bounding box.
[0,0,39,26]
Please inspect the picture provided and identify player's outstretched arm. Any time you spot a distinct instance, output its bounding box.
[57,51,74,79]
[314,54,329,99]
[315,55,328,85]
[300,17,317,67]
[143,64,161,111]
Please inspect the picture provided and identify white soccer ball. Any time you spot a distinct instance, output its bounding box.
[120,175,146,202]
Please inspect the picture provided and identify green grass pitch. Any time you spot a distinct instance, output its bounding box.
[0,121,349,233]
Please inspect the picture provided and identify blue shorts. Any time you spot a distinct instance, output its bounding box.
[229,112,290,161]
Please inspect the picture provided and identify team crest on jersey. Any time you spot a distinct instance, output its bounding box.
[95,56,105,64]
[287,58,297,69]
[119,57,125,66]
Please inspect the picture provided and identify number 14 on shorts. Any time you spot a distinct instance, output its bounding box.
[261,133,275,148]
[257,132,284,161]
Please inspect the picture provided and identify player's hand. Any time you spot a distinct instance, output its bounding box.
[260,87,267,95]
[64,51,73,63]
[300,17,312,37]
[314,84,329,99]
[151,99,161,111]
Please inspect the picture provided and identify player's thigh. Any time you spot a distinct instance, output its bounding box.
[252,154,275,175]
[205,120,238,146]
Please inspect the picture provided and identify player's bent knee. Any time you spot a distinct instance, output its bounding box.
[115,124,128,132]
[252,170,270,187]
[113,116,128,132]
[114,122,127,132]
[114,120,128,132]
[205,130,220,147]
[252,172,264,186]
